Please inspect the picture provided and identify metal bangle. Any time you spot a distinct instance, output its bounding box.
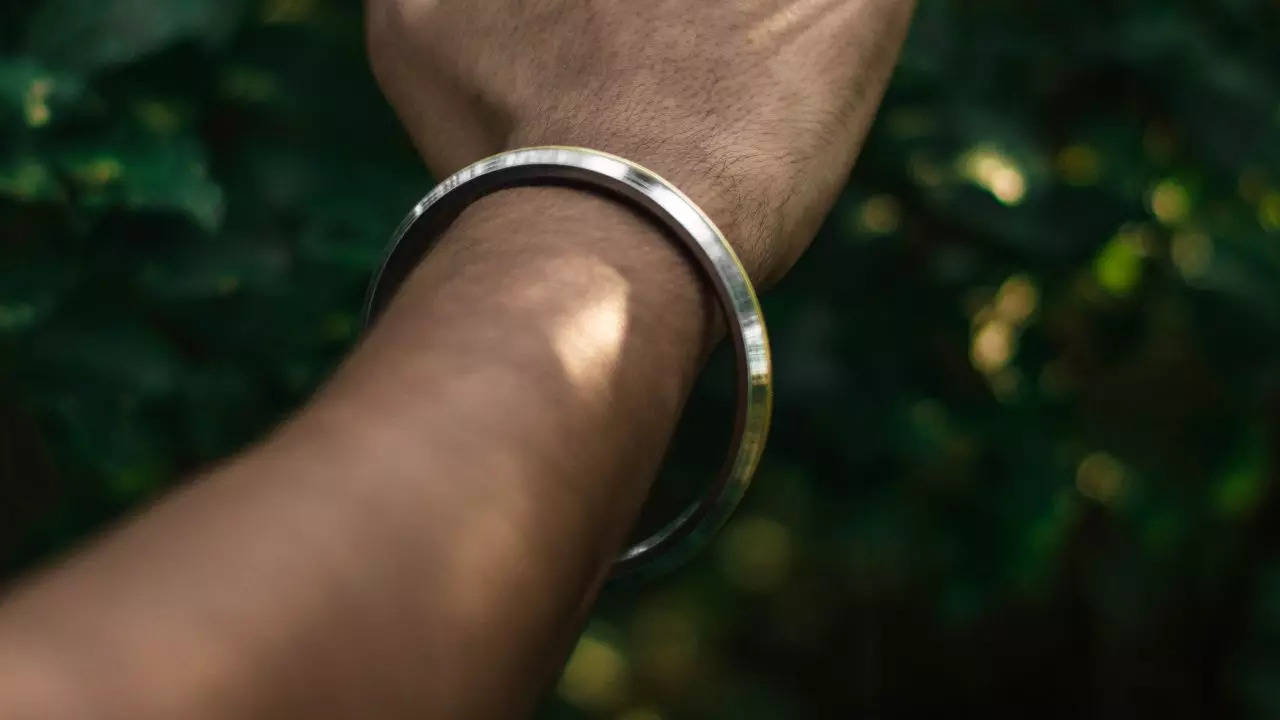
[363,146,772,578]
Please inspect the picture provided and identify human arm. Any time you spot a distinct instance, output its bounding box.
[0,2,916,718]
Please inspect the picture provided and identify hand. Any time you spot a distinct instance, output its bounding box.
[365,0,915,286]
[0,7,919,719]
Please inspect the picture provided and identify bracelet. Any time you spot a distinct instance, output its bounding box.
[363,146,772,578]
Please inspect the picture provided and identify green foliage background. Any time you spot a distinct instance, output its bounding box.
[3,0,1280,716]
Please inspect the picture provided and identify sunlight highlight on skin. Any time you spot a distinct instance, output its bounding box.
[748,0,847,45]
[549,266,631,399]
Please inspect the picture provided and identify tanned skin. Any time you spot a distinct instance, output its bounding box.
[0,2,916,718]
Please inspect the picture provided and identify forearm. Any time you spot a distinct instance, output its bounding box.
[0,0,921,714]
[0,186,712,718]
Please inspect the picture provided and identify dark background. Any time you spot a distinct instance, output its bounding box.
[3,0,1280,717]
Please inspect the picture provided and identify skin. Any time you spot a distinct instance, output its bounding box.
[0,2,916,718]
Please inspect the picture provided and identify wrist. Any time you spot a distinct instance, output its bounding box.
[503,128,778,285]
[323,183,719,526]
[263,184,734,697]
[438,183,725,354]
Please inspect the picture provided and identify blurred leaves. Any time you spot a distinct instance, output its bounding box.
[61,134,225,231]
[24,0,249,73]
[0,0,427,562]
[1,0,1280,717]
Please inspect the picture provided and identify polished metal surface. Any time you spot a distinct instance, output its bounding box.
[364,147,772,578]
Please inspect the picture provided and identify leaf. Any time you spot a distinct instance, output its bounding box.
[0,155,60,202]
[57,134,224,232]
[0,58,84,129]
[21,316,181,400]
[23,0,249,73]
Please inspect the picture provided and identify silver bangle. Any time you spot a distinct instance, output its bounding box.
[363,146,772,577]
